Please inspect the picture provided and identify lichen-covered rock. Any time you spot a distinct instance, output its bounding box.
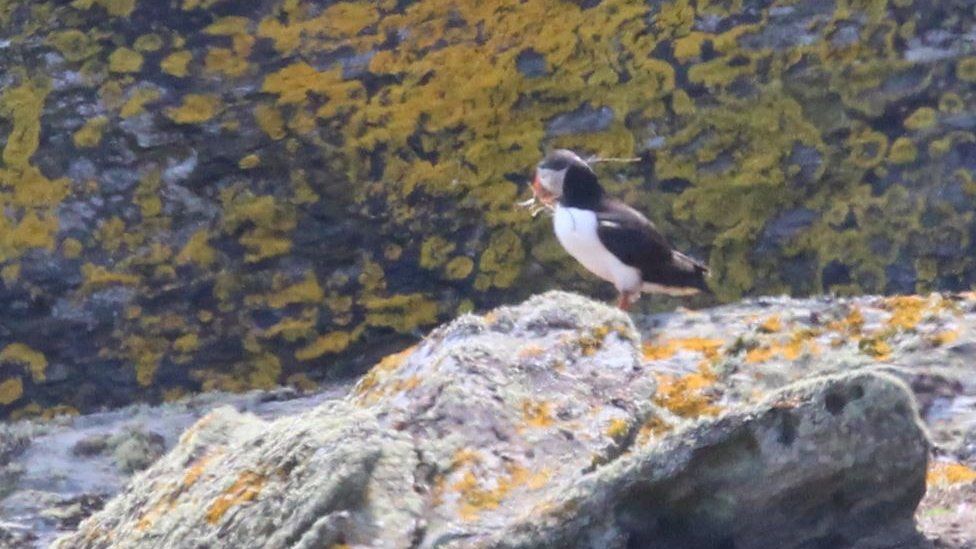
[1,0,976,415]
[54,293,930,548]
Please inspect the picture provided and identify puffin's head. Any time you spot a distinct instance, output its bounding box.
[532,149,591,206]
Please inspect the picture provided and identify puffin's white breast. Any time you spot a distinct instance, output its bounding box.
[553,206,642,293]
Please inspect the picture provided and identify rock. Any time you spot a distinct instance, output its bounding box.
[54,293,931,549]
[109,429,166,474]
[546,104,615,136]
[2,0,976,418]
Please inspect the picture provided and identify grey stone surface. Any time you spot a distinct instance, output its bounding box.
[46,293,933,549]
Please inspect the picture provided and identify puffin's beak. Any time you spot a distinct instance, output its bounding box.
[531,171,555,206]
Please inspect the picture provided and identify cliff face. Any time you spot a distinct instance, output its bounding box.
[1,0,976,415]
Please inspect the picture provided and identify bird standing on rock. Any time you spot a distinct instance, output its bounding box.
[529,149,710,310]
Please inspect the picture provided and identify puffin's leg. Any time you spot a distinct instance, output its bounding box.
[616,293,632,311]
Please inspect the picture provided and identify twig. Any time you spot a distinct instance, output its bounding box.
[587,156,642,164]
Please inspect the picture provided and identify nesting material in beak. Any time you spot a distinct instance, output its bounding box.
[531,172,556,207]
[516,172,555,218]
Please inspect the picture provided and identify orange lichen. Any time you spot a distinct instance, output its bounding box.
[858,336,892,360]
[354,345,416,398]
[758,315,783,333]
[453,463,533,521]
[642,338,724,361]
[927,462,976,487]
[521,399,554,428]
[929,330,959,347]
[745,331,816,364]
[636,415,672,445]
[183,452,221,487]
[654,364,721,419]
[827,307,865,334]
[884,295,928,330]
[206,470,266,524]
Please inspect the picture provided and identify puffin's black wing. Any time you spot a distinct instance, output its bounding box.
[595,199,710,292]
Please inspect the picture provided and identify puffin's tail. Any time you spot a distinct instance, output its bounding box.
[672,251,712,294]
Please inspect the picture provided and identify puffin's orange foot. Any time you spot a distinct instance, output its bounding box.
[616,294,632,311]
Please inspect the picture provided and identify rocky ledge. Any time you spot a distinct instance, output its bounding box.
[27,291,942,549]
[2,292,975,547]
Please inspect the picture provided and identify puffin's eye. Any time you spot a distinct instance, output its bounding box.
[541,159,568,171]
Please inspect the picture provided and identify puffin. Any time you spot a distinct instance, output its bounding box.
[530,149,710,310]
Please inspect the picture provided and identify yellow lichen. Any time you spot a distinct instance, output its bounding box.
[120,87,161,118]
[206,470,266,524]
[161,51,193,77]
[956,57,976,82]
[47,30,99,62]
[295,331,351,361]
[0,377,24,406]
[254,104,287,140]
[134,34,164,52]
[204,16,250,36]
[173,334,200,354]
[904,107,937,131]
[265,273,324,308]
[72,0,136,17]
[81,263,140,292]
[72,116,108,148]
[166,94,221,124]
[108,47,144,73]
[363,294,438,332]
[444,256,474,280]
[222,192,296,262]
[420,236,456,269]
[888,137,917,164]
[205,46,252,78]
[0,343,47,382]
[239,154,260,169]
[176,230,217,268]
